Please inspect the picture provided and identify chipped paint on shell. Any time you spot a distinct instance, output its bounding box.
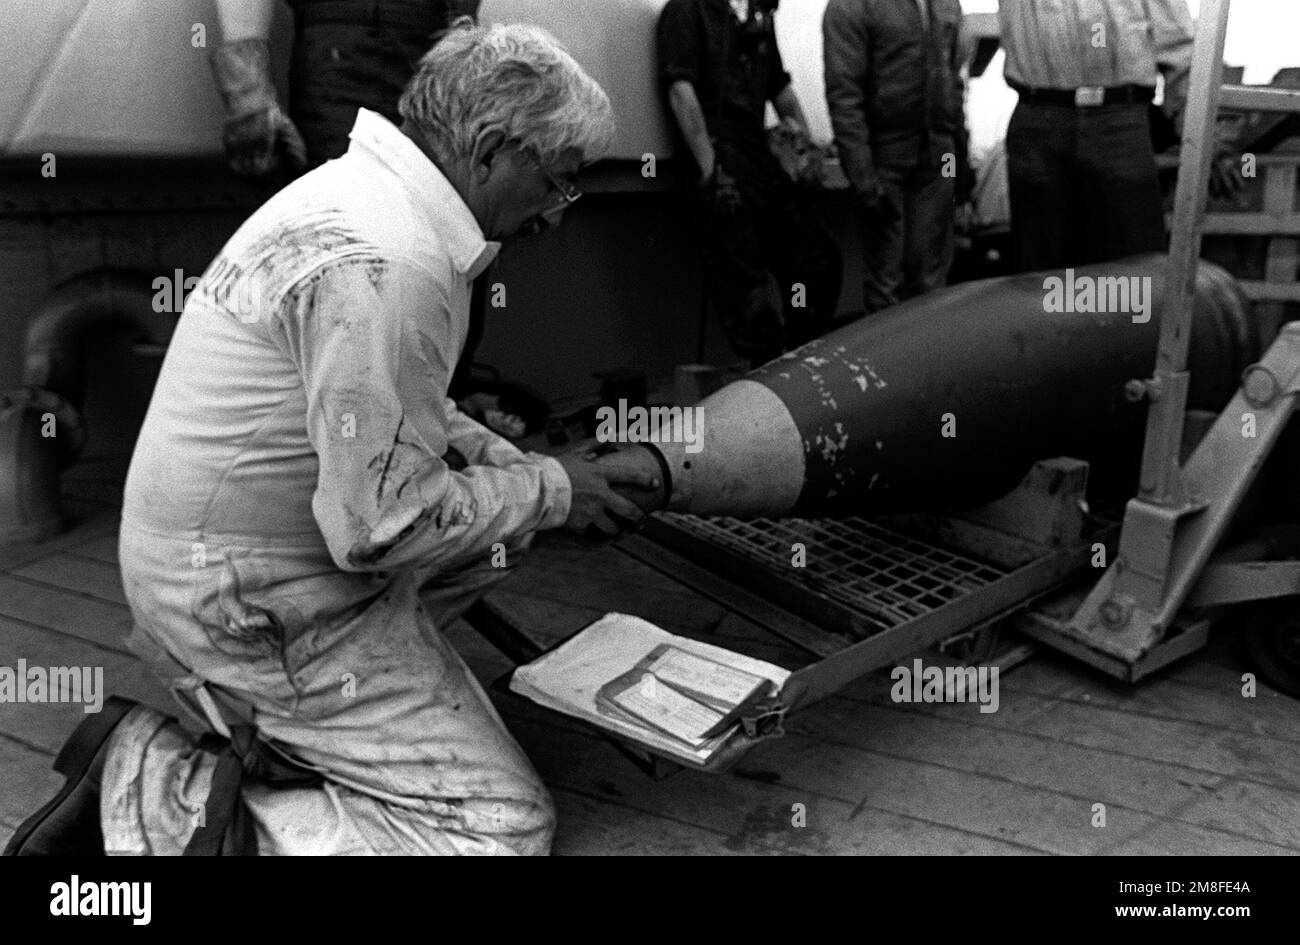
[813,422,849,465]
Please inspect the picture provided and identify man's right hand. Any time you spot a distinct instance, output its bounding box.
[209,38,308,179]
[222,106,307,179]
[700,162,744,216]
[555,452,662,538]
[853,176,900,224]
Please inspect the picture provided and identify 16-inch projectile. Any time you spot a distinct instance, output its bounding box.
[637,255,1255,518]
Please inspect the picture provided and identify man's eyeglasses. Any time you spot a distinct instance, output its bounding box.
[521,148,582,208]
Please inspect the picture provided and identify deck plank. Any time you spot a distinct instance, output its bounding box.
[0,575,136,657]
[13,553,129,607]
[67,535,121,566]
[506,712,1038,855]
[0,507,119,573]
[549,787,746,856]
[1165,777,1300,850]
[734,731,1149,855]
[1101,817,1297,856]
[785,693,1229,821]
[0,736,62,832]
[1001,653,1300,747]
[0,617,172,753]
[2,481,1297,854]
[828,664,1300,803]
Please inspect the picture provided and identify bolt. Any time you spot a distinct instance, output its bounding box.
[1099,599,1128,628]
[1124,379,1147,403]
[1242,365,1279,408]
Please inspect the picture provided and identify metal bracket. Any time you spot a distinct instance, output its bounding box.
[1188,561,1300,607]
[1066,322,1300,665]
[960,457,1089,550]
[741,697,788,740]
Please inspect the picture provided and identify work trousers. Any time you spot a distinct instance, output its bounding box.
[1006,100,1166,272]
[699,139,843,365]
[858,167,956,314]
[102,522,554,856]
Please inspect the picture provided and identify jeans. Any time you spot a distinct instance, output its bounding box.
[858,168,956,314]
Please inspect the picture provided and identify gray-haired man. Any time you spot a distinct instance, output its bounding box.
[9,25,657,857]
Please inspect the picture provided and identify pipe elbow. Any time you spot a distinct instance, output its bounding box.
[22,268,173,409]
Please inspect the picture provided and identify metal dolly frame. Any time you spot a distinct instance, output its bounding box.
[477,457,1114,776]
[1025,0,1300,690]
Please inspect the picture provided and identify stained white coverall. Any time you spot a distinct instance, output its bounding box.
[103,109,571,855]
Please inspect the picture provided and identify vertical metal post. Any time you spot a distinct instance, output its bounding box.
[1134,0,1232,505]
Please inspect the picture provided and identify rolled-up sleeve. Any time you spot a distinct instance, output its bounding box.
[766,34,792,101]
[658,0,705,89]
[1149,0,1195,127]
[823,0,875,190]
[273,254,571,574]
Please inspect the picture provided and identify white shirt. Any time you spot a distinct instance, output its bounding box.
[998,0,1194,93]
[124,108,571,574]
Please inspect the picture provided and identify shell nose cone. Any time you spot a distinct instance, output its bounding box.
[658,380,805,517]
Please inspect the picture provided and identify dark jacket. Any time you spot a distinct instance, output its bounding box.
[823,0,967,188]
[658,0,792,154]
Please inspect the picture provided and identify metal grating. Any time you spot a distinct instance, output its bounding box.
[655,513,1009,633]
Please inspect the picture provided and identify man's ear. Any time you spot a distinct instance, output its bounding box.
[470,128,510,183]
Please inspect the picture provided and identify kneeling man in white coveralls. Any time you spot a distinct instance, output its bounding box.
[100,24,657,855]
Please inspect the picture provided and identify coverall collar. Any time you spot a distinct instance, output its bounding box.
[348,108,501,281]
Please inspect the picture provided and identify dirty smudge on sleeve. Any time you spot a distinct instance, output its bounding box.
[197,210,382,326]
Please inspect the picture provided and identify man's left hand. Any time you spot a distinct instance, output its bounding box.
[1209,152,1246,200]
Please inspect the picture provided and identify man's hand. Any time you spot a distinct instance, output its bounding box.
[590,445,669,516]
[700,162,744,216]
[209,38,307,179]
[1209,152,1246,201]
[853,176,900,224]
[555,451,662,538]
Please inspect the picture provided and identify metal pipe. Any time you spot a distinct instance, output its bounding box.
[0,269,166,542]
[0,388,82,542]
[652,254,1257,518]
[23,269,171,413]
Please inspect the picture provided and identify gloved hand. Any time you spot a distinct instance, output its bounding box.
[209,38,307,180]
[700,161,744,216]
[853,175,900,225]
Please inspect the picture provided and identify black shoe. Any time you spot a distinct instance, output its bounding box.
[3,695,139,856]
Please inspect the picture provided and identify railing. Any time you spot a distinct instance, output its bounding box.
[1158,151,1300,304]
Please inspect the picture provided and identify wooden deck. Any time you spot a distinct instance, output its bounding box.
[2,454,1299,856]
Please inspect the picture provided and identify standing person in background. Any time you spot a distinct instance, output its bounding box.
[658,0,843,368]
[998,0,1195,271]
[208,0,480,176]
[208,1,492,402]
[823,0,972,316]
